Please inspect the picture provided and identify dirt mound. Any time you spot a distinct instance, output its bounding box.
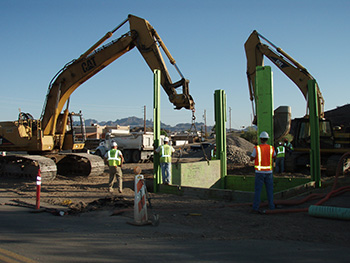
[226,134,254,165]
[227,145,251,165]
[177,134,254,165]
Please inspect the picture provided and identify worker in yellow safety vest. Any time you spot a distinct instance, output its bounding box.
[211,145,217,160]
[105,141,124,193]
[155,137,175,185]
[275,142,285,174]
[284,138,294,156]
[250,131,276,213]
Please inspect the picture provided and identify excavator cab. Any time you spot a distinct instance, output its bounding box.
[58,111,86,151]
[291,118,334,149]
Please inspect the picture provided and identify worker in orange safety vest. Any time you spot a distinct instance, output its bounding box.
[250,131,276,213]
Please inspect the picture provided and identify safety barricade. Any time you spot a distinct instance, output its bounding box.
[133,174,148,225]
[36,169,41,210]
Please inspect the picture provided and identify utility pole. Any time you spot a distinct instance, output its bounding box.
[229,107,232,132]
[144,105,146,134]
[203,109,207,139]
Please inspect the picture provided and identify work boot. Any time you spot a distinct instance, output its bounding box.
[251,209,263,214]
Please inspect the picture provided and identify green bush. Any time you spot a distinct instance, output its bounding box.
[160,129,168,137]
[240,129,258,145]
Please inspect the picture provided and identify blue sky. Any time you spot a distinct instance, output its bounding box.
[1,0,349,128]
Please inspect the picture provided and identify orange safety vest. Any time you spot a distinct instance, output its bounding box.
[254,144,274,171]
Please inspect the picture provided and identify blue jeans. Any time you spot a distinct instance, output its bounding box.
[253,172,275,211]
[275,157,284,173]
[160,162,171,184]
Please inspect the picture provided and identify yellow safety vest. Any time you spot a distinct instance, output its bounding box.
[160,145,172,163]
[276,145,285,158]
[211,149,217,160]
[107,149,121,166]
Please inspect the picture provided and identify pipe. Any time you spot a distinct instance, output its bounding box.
[264,152,350,215]
[309,205,350,220]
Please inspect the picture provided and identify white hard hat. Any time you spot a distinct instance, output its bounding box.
[164,137,169,142]
[259,131,269,139]
[112,141,118,147]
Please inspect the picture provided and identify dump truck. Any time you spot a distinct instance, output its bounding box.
[94,131,165,163]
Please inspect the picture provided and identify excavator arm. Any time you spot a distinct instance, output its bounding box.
[244,30,324,120]
[41,14,194,136]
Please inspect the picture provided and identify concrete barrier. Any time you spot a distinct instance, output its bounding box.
[172,160,221,188]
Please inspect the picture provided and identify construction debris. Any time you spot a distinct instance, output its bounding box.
[68,197,133,214]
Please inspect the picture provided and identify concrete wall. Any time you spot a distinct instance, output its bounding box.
[172,160,221,189]
[168,160,313,202]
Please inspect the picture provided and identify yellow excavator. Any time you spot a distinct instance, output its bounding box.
[0,14,195,181]
[245,30,349,175]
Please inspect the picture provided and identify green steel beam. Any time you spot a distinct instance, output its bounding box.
[308,79,321,187]
[255,66,274,144]
[214,90,227,189]
[153,69,161,192]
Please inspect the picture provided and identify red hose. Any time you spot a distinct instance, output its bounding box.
[265,152,350,214]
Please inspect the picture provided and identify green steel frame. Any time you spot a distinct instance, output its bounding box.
[153,69,161,192]
[255,66,274,144]
[308,79,321,187]
[214,90,227,189]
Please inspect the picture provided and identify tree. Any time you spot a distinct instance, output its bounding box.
[160,129,168,137]
[240,128,258,145]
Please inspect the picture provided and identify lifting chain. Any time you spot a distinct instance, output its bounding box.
[189,109,197,134]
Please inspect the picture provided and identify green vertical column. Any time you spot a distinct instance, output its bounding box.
[256,66,274,145]
[153,69,161,192]
[214,90,227,189]
[308,79,321,187]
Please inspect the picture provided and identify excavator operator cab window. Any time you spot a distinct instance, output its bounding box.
[319,120,332,137]
[297,120,334,148]
[70,113,86,143]
[319,120,334,149]
[297,122,310,147]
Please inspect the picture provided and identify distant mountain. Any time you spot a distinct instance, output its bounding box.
[84,116,213,132]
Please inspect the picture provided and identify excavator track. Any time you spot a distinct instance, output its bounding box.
[55,153,105,177]
[0,153,105,182]
[0,155,57,182]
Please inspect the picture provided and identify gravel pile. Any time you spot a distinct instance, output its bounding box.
[179,134,255,165]
[227,145,252,165]
[226,134,254,165]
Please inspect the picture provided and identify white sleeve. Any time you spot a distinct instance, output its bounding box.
[251,148,256,158]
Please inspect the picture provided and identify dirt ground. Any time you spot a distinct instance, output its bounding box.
[1,157,350,248]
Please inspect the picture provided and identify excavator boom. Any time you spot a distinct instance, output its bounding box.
[41,14,194,136]
[244,30,350,175]
[244,30,324,118]
[0,15,194,181]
